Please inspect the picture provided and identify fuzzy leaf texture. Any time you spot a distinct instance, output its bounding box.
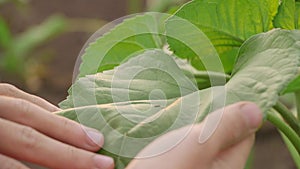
[59,29,300,169]
[283,2,300,94]
[78,13,167,78]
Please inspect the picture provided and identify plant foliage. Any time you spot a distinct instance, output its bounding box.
[58,0,300,168]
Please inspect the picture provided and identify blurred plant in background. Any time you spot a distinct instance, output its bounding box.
[127,0,189,13]
[0,0,106,91]
[146,0,188,12]
[0,14,66,89]
[0,0,65,91]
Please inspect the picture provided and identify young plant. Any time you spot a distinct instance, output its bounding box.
[58,0,300,168]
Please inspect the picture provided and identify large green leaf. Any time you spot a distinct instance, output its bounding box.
[228,29,300,110]
[165,14,229,87]
[273,1,300,94]
[167,0,279,73]
[78,13,168,78]
[297,2,300,28]
[273,0,300,30]
[165,14,225,73]
[60,50,201,168]
[59,29,300,169]
[60,50,198,109]
[273,0,296,29]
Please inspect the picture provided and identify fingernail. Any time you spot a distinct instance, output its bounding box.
[240,103,263,130]
[84,126,104,147]
[94,155,114,169]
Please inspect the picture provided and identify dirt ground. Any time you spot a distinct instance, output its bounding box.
[0,1,297,168]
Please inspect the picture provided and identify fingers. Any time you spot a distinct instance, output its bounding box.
[0,83,59,112]
[201,102,262,154]
[0,96,103,151]
[0,118,114,169]
[212,135,255,169]
[0,153,30,169]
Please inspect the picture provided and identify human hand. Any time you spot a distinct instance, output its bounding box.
[126,102,263,169]
[0,83,114,169]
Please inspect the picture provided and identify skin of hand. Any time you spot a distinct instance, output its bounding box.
[126,102,263,169]
[0,83,114,169]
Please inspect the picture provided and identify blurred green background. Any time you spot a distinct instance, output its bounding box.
[0,1,296,169]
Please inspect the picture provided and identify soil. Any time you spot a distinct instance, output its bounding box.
[0,1,297,168]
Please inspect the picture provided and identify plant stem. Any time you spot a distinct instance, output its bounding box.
[194,71,231,81]
[280,132,300,168]
[273,102,300,136]
[267,112,300,153]
[295,91,300,121]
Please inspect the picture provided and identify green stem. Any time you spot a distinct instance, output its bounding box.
[194,71,231,81]
[273,102,300,136]
[267,112,300,153]
[295,91,300,121]
[280,132,300,168]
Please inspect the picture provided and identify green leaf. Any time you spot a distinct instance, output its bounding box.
[59,30,300,169]
[165,14,225,73]
[273,0,300,30]
[296,2,300,29]
[78,13,168,78]
[60,50,198,109]
[273,1,300,94]
[273,0,296,29]
[283,76,300,94]
[60,50,200,167]
[167,0,279,73]
[229,29,300,111]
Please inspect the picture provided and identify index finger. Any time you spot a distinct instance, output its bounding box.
[0,83,59,112]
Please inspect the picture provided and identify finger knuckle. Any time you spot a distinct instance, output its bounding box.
[63,118,72,128]
[66,145,77,158]
[64,145,92,169]
[65,145,82,166]
[19,126,40,150]
[61,117,78,133]
[15,99,31,115]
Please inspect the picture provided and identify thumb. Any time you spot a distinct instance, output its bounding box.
[201,102,263,155]
[126,102,262,169]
